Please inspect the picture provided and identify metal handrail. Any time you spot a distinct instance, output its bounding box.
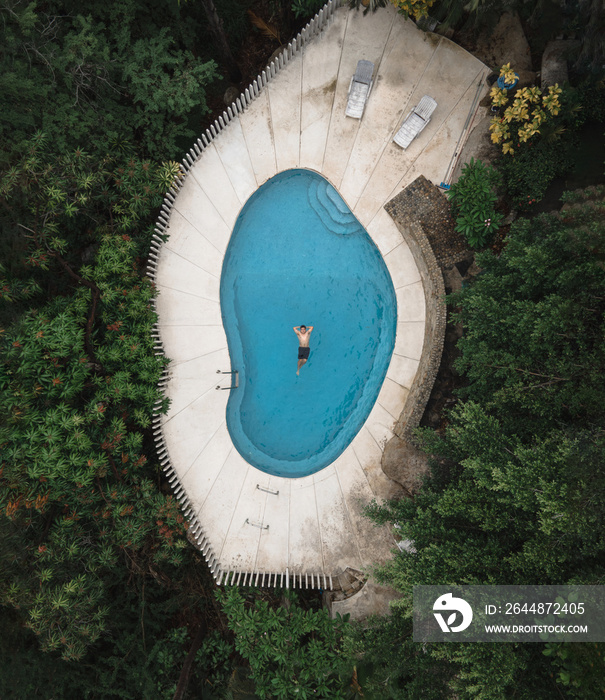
[215,370,238,390]
[257,484,279,495]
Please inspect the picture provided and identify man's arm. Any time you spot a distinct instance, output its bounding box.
[307,326,314,333]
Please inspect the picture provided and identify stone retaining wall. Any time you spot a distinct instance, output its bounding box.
[383,175,466,442]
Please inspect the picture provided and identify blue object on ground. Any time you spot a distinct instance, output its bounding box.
[497,74,519,90]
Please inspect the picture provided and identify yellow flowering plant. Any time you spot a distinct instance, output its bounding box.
[390,0,436,20]
[490,87,509,108]
[489,65,563,155]
[543,85,563,115]
[489,120,510,144]
[499,62,517,85]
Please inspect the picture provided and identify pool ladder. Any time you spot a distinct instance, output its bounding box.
[245,486,279,531]
[215,369,238,390]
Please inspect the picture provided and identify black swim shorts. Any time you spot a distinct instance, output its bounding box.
[298,346,310,360]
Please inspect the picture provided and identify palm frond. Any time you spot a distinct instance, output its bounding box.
[247,11,281,44]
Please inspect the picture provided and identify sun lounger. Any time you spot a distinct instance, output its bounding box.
[345,60,374,119]
[393,95,438,149]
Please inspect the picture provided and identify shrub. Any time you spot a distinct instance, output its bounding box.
[390,0,436,20]
[348,0,435,19]
[218,586,351,699]
[489,69,564,155]
[488,75,585,209]
[497,137,575,210]
[448,158,503,248]
[291,0,326,18]
[576,79,605,124]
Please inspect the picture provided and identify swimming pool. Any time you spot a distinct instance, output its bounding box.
[220,169,396,478]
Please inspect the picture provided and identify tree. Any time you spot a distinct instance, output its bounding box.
[346,608,454,699]
[451,194,605,436]
[0,0,218,161]
[219,586,352,699]
[358,188,605,698]
[0,136,189,660]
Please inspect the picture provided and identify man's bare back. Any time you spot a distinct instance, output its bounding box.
[293,325,313,375]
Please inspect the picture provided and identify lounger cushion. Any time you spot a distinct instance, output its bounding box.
[345,60,375,119]
[346,82,371,118]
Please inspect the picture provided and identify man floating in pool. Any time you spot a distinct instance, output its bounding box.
[293,325,314,376]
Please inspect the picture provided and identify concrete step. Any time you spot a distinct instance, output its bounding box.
[308,180,359,235]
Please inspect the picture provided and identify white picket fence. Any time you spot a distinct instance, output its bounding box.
[147,0,340,590]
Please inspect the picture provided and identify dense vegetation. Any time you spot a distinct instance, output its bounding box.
[0,0,223,163]
[1,0,604,697]
[447,157,502,247]
[361,188,605,698]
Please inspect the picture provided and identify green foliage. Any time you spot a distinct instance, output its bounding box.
[359,187,605,699]
[366,421,605,593]
[0,262,187,660]
[497,136,575,210]
[576,79,605,124]
[348,600,562,699]
[493,85,584,210]
[560,183,605,204]
[451,200,605,433]
[0,585,231,699]
[291,0,326,19]
[0,261,42,305]
[219,586,351,699]
[429,642,559,700]
[0,137,190,661]
[346,608,454,699]
[1,131,181,260]
[196,630,235,696]
[543,642,605,697]
[448,157,503,247]
[0,0,218,161]
[122,28,218,155]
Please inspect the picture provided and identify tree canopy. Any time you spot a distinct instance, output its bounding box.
[0,0,219,162]
[362,188,605,699]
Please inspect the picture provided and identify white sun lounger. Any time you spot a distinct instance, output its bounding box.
[345,60,374,119]
[393,95,438,149]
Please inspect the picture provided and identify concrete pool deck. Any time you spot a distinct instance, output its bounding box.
[150,2,489,588]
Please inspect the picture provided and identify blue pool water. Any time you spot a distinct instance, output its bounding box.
[220,169,396,478]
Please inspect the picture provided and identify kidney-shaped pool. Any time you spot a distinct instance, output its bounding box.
[220,169,396,478]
